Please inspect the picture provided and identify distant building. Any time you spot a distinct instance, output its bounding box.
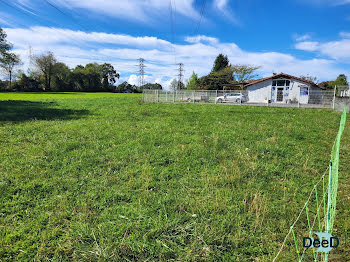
[225,73,322,104]
[339,87,350,97]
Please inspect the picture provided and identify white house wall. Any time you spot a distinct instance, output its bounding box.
[289,80,310,104]
[247,81,271,103]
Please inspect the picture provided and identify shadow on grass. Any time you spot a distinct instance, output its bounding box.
[0,92,81,95]
[0,100,90,122]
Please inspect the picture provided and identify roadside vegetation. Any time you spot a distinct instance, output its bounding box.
[0,93,349,261]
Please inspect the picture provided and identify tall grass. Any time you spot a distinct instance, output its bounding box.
[0,92,348,261]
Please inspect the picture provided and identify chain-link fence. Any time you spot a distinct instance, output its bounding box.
[143,89,337,109]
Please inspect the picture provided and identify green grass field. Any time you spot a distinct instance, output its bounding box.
[0,93,349,261]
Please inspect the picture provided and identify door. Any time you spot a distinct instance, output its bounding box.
[226,94,234,102]
[229,93,240,102]
[276,87,284,102]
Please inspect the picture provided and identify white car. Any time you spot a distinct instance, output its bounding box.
[216,93,247,103]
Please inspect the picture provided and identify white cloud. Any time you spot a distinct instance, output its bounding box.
[51,0,199,22]
[185,35,219,45]
[339,32,350,38]
[295,32,350,61]
[301,0,350,6]
[4,27,172,50]
[213,0,239,25]
[4,26,347,86]
[127,74,138,86]
[295,34,311,42]
[214,0,228,10]
[295,41,319,51]
[318,40,350,60]
[295,37,350,61]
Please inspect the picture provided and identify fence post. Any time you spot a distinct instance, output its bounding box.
[298,88,300,108]
[173,90,175,103]
[166,91,168,102]
[240,91,242,106]
[215,90,218,104]
[333,85,337,110]
[192,91,195,103]
[157,90,159,103]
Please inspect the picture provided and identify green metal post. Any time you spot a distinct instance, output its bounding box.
[291,226,301,262]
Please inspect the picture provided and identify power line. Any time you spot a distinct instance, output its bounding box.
[194,0,207,35]
[0,0,107,62]
[169,0,177,65]
[42,0,89,31]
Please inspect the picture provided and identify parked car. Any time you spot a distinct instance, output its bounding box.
[216,93,247,103]
[186,95,210,103]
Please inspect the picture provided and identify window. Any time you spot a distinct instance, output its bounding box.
[300,87,309,96]
[277,80,285,86]
[272,79,290,87]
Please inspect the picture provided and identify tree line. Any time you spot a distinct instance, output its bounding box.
[0,27,162,92]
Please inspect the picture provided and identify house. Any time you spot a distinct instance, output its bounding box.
[340,87,350,97]
[241,73,321,104]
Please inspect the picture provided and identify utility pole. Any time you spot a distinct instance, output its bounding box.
[138,58,146,88]
[176,63,184,90]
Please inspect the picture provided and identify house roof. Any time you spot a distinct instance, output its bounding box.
[244,73,318,87]
[317,81,330,89]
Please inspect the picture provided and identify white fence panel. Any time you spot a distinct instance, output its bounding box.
[143,89,336,109]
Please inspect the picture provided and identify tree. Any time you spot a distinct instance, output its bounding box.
[169,79,185,91]
[0,26,21,89]
[34,52,57,91]
[186,71,200,90]
[83,63,101,91]
[212,54,229,73]
[0,52,21,89]
[333,74,348,86]
[100,63,119,91]
[321,74,349,89]
[16,71,41,91]
[169,79,178,92]
[199,67,235,90]
[52,62,71,91]
[71,65,86,91]
[0,27,11,56]
[115,81,137,93]
[0,78,6,90]
[299,75,318,84]
[231,64,261,82]
[142,83,163,90]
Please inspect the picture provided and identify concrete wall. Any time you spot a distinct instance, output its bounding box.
[334,97,350,112]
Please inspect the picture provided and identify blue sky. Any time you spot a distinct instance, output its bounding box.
[1,0,350,88]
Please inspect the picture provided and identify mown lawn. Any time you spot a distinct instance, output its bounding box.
[0,92,349,261]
